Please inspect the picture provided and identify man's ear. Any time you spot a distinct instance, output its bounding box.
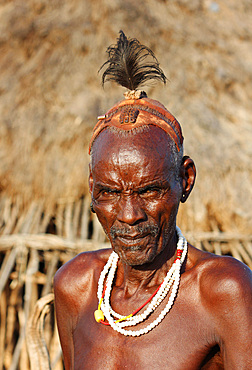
[89,163,93,194]
[180,156,196,203]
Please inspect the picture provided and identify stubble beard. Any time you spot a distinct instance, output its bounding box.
[102,213,178,267]
[109,223,167,267]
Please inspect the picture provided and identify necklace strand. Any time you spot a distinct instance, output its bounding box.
[104,233,185,326]
[98,228,185,324]
[95,226,187,336]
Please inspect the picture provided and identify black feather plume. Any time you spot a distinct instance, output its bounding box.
[100,30,167,90]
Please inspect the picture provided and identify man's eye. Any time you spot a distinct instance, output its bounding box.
[101,189,119,197]
[138,187,162,197]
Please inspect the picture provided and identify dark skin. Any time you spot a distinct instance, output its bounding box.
[54,126,252,369]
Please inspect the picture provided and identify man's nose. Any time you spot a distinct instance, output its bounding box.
[117,195,146,225]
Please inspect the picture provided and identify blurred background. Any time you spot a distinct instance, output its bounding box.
[0,0,251,369]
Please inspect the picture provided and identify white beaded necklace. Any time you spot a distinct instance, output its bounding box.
[95,226,187,336]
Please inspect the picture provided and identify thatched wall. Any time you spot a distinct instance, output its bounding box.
[0,0,251,235]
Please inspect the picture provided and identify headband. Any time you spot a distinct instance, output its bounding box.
[89,95,183,154]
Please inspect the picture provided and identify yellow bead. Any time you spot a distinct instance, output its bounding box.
[94,309,104,323]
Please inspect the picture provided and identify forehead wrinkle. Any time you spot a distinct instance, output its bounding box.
[91,127,178,185]
[111,147,145,189]
[119,150,172,190]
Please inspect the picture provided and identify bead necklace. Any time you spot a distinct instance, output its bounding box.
[94,226,187,336]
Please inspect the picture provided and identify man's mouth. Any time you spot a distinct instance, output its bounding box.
[117,232,148,240]
[110,223,159,252]
[121,244,143,251]
[115,233,151,249]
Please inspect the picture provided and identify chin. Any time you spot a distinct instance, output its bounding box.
[113,243,160,267]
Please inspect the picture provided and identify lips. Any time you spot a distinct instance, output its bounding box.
[116,233,151,247]
[117,232,148,239]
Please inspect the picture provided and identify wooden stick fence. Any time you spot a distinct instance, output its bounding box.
[0,234,109,370]
[0,232,251,369]
[0,196,105,242]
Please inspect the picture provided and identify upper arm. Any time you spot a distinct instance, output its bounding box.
[54,265,76,370]
[219,269,252,368]
[53,250,107,369]
[201,257,252,369]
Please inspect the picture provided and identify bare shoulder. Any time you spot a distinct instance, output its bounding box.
[187,245,252,310]
[54,248,112,309]
[54,248,111,283]
[53,248,112,368]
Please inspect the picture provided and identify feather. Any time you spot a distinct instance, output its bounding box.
[99,30,167,90]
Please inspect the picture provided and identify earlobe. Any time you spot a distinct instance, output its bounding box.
[180,156,196,203]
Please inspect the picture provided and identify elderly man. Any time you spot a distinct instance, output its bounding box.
[54,32,252,369]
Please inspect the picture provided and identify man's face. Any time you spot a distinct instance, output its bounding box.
[89,126,183,267]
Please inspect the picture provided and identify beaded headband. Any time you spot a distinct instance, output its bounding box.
[89,31,183,154]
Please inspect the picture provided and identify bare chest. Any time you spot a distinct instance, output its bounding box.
[72,296,223,370]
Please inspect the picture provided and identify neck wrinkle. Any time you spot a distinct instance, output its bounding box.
[114,233,178,296]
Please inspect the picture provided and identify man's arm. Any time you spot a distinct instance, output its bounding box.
[54,253,90,369]
[201,256,252,369]
[54,262,77,370]
[54,249,109,369]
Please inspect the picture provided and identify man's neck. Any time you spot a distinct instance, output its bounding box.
[114,233,178,296]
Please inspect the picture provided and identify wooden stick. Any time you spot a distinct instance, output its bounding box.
[12,210,28,234]
[30,201,44,234]
[0,290,7,370]
[42,251,59,297]
[80,196,90,240]
[65,203,74,240]
[213,242,222,256]
[3,198,11,225]
[243,242,252,260]
[39,206,54,234]
[230,245,242,262]
[0,248,18,297]
[0,234,108,252]
[9,248,39,370]
[20,202,40,234]
[202,240,213,253]
[235,242,252,269]
[195,241,203,251]
[5,286,20,369]
[0,197,5,226]
[2,200,19,235]
[72,199,82,239]
[56,204,64,237]
[20,329,29,369]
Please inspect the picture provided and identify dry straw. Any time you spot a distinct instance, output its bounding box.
[0,0,252,368]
